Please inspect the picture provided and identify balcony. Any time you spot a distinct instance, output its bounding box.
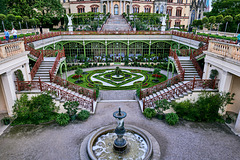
[208,41,240,62]
[0,41,25,61]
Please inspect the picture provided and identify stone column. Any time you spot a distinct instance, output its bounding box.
[111,0,113,15]
[158,4,161,14]
[120,0,122,15]
[123,0,125,13]
[202,62,209,79]
[1,71,16,116]
[219,71,232,92]
[107,0,110,13]
[130,2,133,13]
[100,1,103,13]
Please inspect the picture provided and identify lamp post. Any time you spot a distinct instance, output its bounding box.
[19,21,22,34]
[2,21,5,30]
[26,22,29,33]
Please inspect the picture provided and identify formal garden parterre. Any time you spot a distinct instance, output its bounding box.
[67,67,167,90]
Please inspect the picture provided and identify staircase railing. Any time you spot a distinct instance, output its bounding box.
[169,48,185,81]
[190,50,203,79]
[51,75,96,101]
[142,78,218,111]
[49,49,65,82]
[15,79,94,112]
[30,52,43,79]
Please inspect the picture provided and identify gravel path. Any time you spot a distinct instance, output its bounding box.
[0,102,240,160]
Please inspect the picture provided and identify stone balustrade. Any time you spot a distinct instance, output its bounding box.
[0,41,25,60]
[209,41,240,61]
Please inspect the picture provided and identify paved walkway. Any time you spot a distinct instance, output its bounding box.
[0,102,240,160]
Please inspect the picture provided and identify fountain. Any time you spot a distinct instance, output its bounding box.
[83,108,161,160]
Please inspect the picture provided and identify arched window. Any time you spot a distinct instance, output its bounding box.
[91,5,99,13]
[144,5,151,13]
[77,5,85,13]
[160,5,164,14]
[156,6,159,14]
[103,5,106,14]
[167,7,172,16]
[176,7,182,17]
[127,5,130,14]
[133,5,140,13]
[114,4,119,15]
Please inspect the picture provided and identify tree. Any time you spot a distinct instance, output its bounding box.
[209,16,216,33]
[202,17,209,32]
[29,19,36,27]
[0,14,6,21]
[223,15,233,33]
[235,14,240,33]
[153,68,161,80]
[216,15,223,34]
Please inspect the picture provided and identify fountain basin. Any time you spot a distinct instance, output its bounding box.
[87,125,155,160]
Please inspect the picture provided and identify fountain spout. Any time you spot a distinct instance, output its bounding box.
[113,107,127,151]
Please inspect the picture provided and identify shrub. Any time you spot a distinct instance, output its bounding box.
[1,117,11,125]
[56,113,70,126]
[77,110,90,121]
[165,113,179,125]
[12,94,57,125]
[63,101,79,117]
[72,75,82,79]
[172,92,235,122]
[143,108,156,119]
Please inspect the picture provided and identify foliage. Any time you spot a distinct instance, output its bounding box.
[1,117,11,125]
[76,110,90,121]
[23,16,29,22]
[56,113,70,126]
[136,84,141,98]
[143,108,156,119]
[202,17,209,25]
[15,16,22,22]
[12,94,57,125]
[198,41,204,48]
[165,113,179,125]
[0,14,6,21]
[115,67,122,77]
[209,69,219,80]
[95,84,100,99]
[75,68,83,80]
[7,14,15,22]
[224,15,233,23]
[216,15,223,24]
[29,19,36,26]
[209,16,216,24]
[154,99,170,114]
[236,14,240,23]
[197,32,237,41]
[172,92,235,122]
[14,69,24,81]
[63,101,79,116]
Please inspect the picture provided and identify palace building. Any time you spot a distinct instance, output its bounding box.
[61,0,207,28]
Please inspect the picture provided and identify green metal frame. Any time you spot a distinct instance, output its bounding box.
[167,57,175,78]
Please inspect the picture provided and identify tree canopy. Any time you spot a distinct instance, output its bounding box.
[5,0,65,27]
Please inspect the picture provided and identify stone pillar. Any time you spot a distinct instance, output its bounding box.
[1,71,16,116]
[111,0,113,15]
[120,0,122,15]
[107,0,110,13]
[235,111,240,132]
[130,2,133,13]
[202,62,209,79]
[123,0,125,13]
[100,1,103,13]
[158,4,161,14]
[219,71,232,92]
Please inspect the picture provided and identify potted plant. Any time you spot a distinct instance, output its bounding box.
[1,117,11,125]
[63,101,79,121]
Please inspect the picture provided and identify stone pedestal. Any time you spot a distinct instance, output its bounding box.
[68,26,73,32]
[235,111,240,132]
[161,25,166,31]
[133,28,136,32]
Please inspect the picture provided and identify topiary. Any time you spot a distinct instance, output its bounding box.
[143,108,156,119]
[77,110,90,121]
[165,113,179,125]
[56,113,70,126]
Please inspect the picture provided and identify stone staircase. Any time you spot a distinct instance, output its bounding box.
[33,57,56,82]
[142,81,192,103]
[102,15,131,31]
[179,57,200,81]
[45,82,96,113]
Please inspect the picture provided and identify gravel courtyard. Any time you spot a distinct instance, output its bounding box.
[0,101,240,160]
